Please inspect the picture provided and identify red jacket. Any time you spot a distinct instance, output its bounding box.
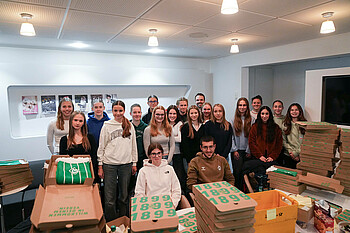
[248,123,282,161]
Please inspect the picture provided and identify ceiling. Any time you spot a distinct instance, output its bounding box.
[0,0,350,59]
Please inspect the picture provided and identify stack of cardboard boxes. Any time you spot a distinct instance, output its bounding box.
[334,128,350,196]
[0,159,33,194]
[267,166,306,194]
[192,181,257,232]
[296,122,339,177]
[30,155,105,233]
[130,194,179,233]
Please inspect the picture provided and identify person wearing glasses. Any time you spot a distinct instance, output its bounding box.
[135,143,181,208]
[187,136,235,191]
[142,95,158,124]
[143,105,175,164]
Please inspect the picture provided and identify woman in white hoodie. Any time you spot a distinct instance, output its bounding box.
[97,100,137,221]
[135,143,181,208]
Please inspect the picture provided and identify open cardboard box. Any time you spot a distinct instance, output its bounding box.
[106,216,130,233]
[298,172,344,194]
[44,154,95,187]
[31,184,103,231]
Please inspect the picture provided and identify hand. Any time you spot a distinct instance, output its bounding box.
[259,156,267,162]
[98,165,104,179]
[246,153,251,158]
[266,157,273,162]
[233,151,240,160]
[289,152,295,159]
[132,166,137,175]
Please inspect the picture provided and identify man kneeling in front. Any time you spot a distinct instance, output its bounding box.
[187,135,235,191]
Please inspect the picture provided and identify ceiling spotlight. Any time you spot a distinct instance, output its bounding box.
[148,29,159,47]
[320,12,335,34]
[230,39,239,53]
[20,13,36,36]
[221,0,239,15]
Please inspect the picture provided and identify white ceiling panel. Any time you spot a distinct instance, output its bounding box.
[240,0,334,17]
[169,26,230,43]
[196,9,274,32]
[63,10,134,34]
[70,0,160,17]
[205,32,266,45]
[142,0,220,26]
[121,19,190,38]
[60,30,116,42]
[5,0,69,8]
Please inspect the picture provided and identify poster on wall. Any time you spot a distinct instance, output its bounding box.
[91,94,103,105]
[41,95,56,115]
[75,95,88,112]
[22,96,38,115]
[105,94,117,111]
[58,95,73,102]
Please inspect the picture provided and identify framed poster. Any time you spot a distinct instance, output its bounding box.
[75,94,88,112]
[58,95,73,102]
[41,95,56,115]
[105,94,117,111]
[22,96,38,115]
[91,94,103,104]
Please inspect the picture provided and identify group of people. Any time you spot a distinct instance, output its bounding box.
[46,93,307,221]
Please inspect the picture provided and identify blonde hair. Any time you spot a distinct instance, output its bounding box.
[56,97,74,130]
[150,106,172,137]
[187,105,203,139]
[212,104,230,131]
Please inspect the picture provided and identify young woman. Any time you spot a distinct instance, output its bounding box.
[135,143,181,208]
[47,97,74,154]
[282,103,307,168]
[202,102,212,123]
[97,101,137,221]
[204,104,233,160]
[250,95,262,120]
[166,105,185,188]
[244,106,282,175]
[59,111,97,181]
[273,100,285,129]
[231,97,253,190]
[181,105,205,166]
[143,106,175,164]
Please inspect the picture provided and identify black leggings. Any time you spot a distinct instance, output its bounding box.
[242,157,278,175]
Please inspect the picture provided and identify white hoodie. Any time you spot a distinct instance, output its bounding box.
[135,159,181,208]
[97,119,137,166]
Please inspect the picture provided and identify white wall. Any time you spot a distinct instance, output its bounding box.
[0,47,212,161]
[210,32,350,120]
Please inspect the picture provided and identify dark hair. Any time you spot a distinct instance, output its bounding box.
[256,106,278,143]
[195,93,205,100]
[251,95,263,104]
[234,97,252,137]
[200,135,216,146]
[273,100,283,107]
[187,105,203,139]
[283,103,307,135]
[130,103,141,113]
[167,105,180,125]
[176,97,188,106]
[112,100,131,138]
[147,95,158,102]
[67,111,90,151]
[147,143,164,157]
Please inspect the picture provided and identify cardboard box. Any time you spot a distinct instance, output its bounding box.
[297,203,314,223]
[296,164,329,176]
[31,184,103,231]
[178,210,197,233]
[107,216,130,232]
[296,121,337,130]
[335,209,350,223]
[45,155,95,186]
[269,181,306,194]
[298,172,344,193]
[130,195,179,232]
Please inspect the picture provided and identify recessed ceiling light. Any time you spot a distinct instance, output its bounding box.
[68,42,89,48]
[146,48,163,54]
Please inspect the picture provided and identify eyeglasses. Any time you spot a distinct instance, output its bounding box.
[150,152,162,157]
[148,101,158,103]
[155,113,164,116]
[201,145,215,150]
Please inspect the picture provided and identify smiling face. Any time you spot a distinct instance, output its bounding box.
[202,104,212,118]
[252,98,262,112]
[260,109,270,123]
[195,95,205,108]
[148,97,158,111]
[290,105,300,119]
[154,109,165,124]
[112,105,125,122]
[177,101,188,115]
[93,102,105,117]
[189,108,199,122]
[167,109,177,123]
[61,101,73,119]
[72,114,85,131]
[213,106,223,122]
[273,101,283,116]
[200,141,216,158]
[149,148,163,166]
[238,100,247,115]
[131,106,142,121]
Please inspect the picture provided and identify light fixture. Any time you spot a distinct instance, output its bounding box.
[20,13,36,36]
[230,39,239,53]
[221,0,239,15]
[68,42,89,48]
[320,12,335,34]
[146,48,163,54]
[148,29,159,47]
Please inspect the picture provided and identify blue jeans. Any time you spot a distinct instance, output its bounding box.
[103,163,132,221]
